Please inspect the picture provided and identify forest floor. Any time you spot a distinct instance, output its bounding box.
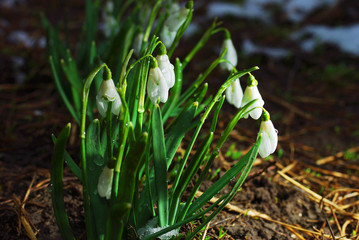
[1,0,359,239]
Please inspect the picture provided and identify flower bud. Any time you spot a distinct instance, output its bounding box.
[96,79,121,117]
[97,166,114,200]
[258,111,278,158]
[225,78,243,108]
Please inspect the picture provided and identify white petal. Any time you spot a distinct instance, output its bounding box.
[147,67,169,104]
[226,79,243,108]
[220,39,238,71]
[241,86,264,120]
[156,54,175,88]
[160,26,176,48]
[98,79,118,101]
[96,95,108,117]
[165,7,189,32]
[97,166,114,200]
[258,120,278,157]
[259,132,272,158]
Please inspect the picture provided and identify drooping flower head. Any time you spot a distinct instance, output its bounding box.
[147,57,169,104]
[96,69,121,117]
[160,2,191,48]
[241,73,264,120]
[220,32,238,72]
[258,109,278,158]
[155,43,175,88]
[225,78,243,108]
[97,165,114,200]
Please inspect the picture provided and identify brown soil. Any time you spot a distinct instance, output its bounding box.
[1,0,359,240]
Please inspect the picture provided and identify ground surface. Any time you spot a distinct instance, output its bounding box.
[1,0,359,239]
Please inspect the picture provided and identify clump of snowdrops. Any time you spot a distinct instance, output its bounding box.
[44,0,278,239]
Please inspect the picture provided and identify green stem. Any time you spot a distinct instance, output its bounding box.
[143,0,162,43]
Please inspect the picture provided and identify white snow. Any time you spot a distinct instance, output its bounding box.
[291,24,359,56]
[242,39,290,59]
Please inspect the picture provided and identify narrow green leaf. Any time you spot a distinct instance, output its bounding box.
[165,101,198,167]
[152,105,168,227]
[51,134,82,181]
[51,123,75,240]
[49,56,80,124]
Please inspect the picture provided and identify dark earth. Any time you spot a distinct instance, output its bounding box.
[1,0,359,239]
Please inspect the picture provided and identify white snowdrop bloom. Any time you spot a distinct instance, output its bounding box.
[147,66,169,104]
[96,79,121,117]
[165,7,190,32]
[160,25,177,48]
[225,78,243,108]
[160,4,190,48]
[241,74,264,120]
[97,166,114,200]
[241,85,264,120]
[133,32,144,57]
[156,54,175,88]
[220,38,238,71]
[258,112,278,158]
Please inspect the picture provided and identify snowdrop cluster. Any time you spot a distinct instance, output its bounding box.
[220,37,277,158]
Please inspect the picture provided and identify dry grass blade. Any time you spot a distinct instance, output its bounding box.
[316,146,359,165]
[277,171,359,220]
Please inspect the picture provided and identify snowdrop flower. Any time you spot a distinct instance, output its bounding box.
[147,57,169,104]
[225,78,243,108]
[96,77,121,117]
[155,43,175,88]
[133,31,144,57]
[258,110,278,158]
[160,3,190,48]
[97,166,114,199]
[241,73,264,120]
[220,37,238,71]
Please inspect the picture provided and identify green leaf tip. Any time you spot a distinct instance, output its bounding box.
[186,1,193,9]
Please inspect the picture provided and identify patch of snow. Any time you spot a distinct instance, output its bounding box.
[242,39,290,59]
[8,30,45,48]
[137,218,179,240]
[207,0,338,23]
[284,0,337,22]
[291,24,359,56]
